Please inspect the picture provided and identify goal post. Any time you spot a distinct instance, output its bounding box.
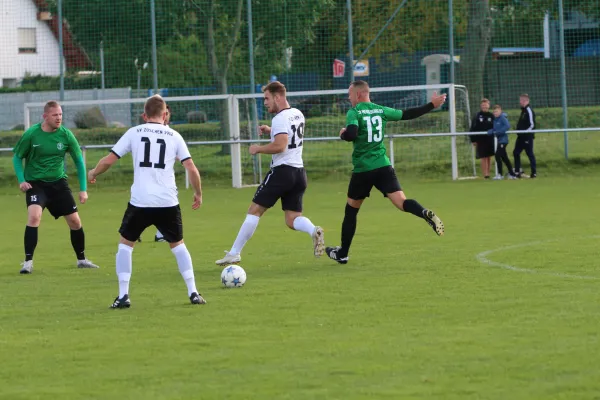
[232,83,475,187]
[22,84,474,188]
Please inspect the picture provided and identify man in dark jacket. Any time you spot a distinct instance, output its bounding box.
[470,98,495,179]
[513,94,537,178]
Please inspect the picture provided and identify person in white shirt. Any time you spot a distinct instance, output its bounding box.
[139,104,171,243]
[88,95,206,308]
[216,81,325,266]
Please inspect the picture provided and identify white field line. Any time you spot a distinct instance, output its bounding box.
[475,236,600,280]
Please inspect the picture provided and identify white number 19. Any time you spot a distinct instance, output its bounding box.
[363,115,383,143]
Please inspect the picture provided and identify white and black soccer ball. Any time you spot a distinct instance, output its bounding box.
[221,265,246,288]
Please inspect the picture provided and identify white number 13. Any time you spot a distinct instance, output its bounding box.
[363,115,383,143]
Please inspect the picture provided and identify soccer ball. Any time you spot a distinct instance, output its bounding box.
[221,265,246,288]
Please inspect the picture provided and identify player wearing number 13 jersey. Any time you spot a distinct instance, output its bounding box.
[215,81,325,266]
[88,95,206,307]
[326,80,447,264]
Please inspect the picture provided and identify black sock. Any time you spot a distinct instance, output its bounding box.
[24,226,38,261]
[71,228,86,261]
[340,204,359,257]
[403,199,426,219]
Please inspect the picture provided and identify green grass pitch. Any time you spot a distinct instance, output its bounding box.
[1,176,599,399]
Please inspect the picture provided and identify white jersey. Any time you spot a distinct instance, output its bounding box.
[270,108,305,168]
[111,123,191,208]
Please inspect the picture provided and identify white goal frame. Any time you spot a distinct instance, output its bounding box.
[22,84,473,188]
[231,83,472,187]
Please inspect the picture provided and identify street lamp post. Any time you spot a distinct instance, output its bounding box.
[134,58,149,98]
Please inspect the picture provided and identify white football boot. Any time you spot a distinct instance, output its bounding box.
[215,251,241,266]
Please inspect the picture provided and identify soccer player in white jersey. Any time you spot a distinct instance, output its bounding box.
[216,81,325,266]
[88,95,206,308]
[153,104,171,242]
[137,104,170,243]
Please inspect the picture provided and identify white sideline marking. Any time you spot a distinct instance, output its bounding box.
[475,236,600,280]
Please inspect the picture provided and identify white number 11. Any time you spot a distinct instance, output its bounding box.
[363,115,383,143]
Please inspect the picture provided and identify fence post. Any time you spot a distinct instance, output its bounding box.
[58,0,64,101]
[346,0,354,84]
[150,0,159,94]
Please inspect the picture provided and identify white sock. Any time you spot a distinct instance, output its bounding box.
[230,214,260,255]
[156,230,163,239]
[172,243,197,296]
[293,216,316,236]
[116,243,133,298]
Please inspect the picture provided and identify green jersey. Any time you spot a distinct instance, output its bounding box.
[13,123,83,183]
[346,102,404,173]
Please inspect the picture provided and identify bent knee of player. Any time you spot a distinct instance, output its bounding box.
[346,198,363,209]
[169,240,184,249]
[285,211,302,229]
[248,202,267,217]
[65,212,82,230]
[27,206,43,226]
[387,191,407,210]
[119,236,136,248]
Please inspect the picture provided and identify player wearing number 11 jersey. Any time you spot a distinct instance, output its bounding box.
[326,80,446,264]
[216,81,324,266]
[88,95,206,307]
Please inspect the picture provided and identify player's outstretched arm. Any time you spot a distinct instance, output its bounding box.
[88,152,119,184]
[397,92,447,121]
[182,159,202,210]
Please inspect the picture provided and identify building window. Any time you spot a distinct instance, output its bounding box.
[18,28,37,54]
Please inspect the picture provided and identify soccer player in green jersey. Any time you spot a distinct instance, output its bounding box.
[326,80,446,264]
[12,100,99,273]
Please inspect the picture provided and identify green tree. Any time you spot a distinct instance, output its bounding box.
[459,0,600,116]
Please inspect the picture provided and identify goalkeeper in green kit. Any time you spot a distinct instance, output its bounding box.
[326,81,446,264]
[12,100,99,274]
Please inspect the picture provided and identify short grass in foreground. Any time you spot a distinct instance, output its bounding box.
[0,176,599,400]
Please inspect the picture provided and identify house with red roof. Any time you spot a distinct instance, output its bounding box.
[0,0,92,88]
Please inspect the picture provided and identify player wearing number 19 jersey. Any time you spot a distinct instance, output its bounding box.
[215,81,324,266]
[326,80,446,264]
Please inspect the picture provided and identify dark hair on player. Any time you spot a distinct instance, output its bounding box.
[262,81,287,97]
[144,94,167,118]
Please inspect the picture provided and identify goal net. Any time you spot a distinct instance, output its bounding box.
[234,84,474,187]
[23,94,233,186]
[22,84,474,188]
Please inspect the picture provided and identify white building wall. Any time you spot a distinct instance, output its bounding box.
[0,0,62,86]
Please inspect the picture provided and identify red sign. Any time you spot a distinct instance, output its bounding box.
[333,59,346,78]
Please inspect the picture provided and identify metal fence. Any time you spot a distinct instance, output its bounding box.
[1,0,599,162]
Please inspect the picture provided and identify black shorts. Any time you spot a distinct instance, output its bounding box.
[252,165,307,212]
[25,178,78,219]
[348,165,402,200]
[119,203,183,243]
[475,136,495,159]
